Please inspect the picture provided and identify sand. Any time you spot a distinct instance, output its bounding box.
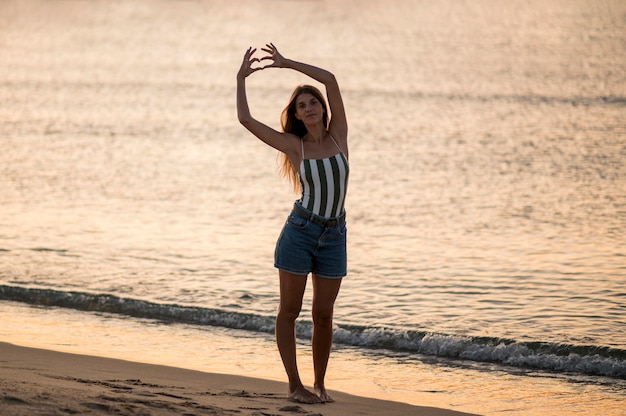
[0,342,478,416]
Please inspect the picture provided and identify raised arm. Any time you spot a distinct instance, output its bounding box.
[261,44,348,153]
[237,47,299,156]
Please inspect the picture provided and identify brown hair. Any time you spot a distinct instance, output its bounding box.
[279,85,329,192]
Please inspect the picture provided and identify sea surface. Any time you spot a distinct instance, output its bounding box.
[1,0,625,414]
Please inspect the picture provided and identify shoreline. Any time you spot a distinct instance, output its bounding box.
[0,342,478,416]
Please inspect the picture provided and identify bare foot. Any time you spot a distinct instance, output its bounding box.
[315,384,334,403]
[289,385,322,404]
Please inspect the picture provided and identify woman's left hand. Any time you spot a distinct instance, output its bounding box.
[260,43,289,69]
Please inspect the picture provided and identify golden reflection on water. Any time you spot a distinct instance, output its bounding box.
[1,0,625,415]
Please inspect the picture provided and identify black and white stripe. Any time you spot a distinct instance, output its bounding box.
[298,153,349,218]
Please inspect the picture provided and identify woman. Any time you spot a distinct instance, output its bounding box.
[237,43,349,404]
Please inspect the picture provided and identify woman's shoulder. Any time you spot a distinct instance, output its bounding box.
[328,126,347,146]
[327,130,348,160]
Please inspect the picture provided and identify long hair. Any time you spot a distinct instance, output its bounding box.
[279,85,329,192]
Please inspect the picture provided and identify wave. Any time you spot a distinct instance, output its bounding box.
[2,284,625,379]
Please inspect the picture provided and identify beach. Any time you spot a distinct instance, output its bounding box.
[0,342,475,416]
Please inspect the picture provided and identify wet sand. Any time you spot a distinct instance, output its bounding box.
[0,342,477,416]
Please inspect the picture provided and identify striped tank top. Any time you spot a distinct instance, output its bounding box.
[297,136,349,218]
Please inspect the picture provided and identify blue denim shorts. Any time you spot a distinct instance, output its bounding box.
[274,204,347,279]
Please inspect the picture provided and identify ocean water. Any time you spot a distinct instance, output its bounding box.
[1,0,625,414]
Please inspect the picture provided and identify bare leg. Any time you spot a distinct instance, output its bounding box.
[276,270,321,404]
[311,274,342,403]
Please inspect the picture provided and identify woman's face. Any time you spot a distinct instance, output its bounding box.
[295,93,324,125]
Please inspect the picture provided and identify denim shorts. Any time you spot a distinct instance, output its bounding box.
[274,204,347,279]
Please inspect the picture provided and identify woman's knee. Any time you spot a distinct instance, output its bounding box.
[277,303,302,322]
[312,306,334,328]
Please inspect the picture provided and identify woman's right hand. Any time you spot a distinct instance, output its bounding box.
[237,47,261,79]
